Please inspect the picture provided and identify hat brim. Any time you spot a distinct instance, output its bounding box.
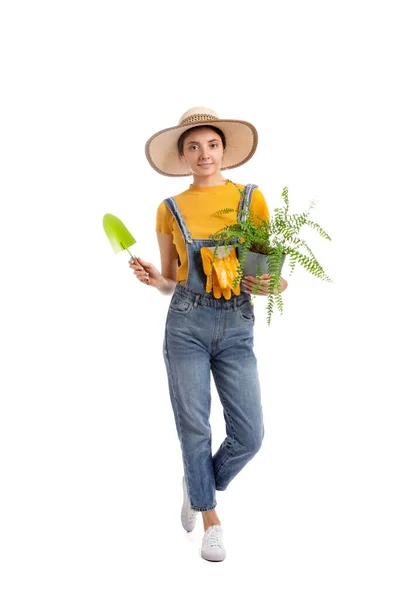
[145,119,258,177]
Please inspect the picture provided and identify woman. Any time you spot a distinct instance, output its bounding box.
[129,107,288,562]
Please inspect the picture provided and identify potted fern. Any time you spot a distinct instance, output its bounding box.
[210,184,333,324]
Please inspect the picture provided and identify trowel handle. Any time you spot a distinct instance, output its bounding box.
[124,247,139,263]
[126,250,145,270]
[128,252,140,265]
[127,251,150,280]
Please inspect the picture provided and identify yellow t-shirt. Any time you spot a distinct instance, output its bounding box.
[155,181,270,281]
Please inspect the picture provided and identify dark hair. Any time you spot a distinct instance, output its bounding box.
[177,125,226,156]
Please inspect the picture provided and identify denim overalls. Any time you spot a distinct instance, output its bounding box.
[163,184,264,512]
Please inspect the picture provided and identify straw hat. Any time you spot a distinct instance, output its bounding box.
[144,107,258,177]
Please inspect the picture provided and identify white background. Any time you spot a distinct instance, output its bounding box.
[1,1,399,598]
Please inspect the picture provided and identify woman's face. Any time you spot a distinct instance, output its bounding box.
[181,127,224,178]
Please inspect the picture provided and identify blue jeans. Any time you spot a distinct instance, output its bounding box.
[163,284,264,512]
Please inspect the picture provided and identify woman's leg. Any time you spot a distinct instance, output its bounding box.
[202,509,221,530]
[163,306,218,512]
[211,308,264,491]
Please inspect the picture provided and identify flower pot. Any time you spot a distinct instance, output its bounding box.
[241,250,286,277]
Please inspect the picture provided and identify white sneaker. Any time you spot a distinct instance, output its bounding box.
[201,525,226,562]
[181,477,197,532]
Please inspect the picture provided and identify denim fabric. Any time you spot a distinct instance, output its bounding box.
[163,184,264,511]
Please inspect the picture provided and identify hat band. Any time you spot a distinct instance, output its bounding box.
[179,113,219,126]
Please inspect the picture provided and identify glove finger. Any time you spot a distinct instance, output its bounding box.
[222,286,232,300]
[200,248,213,276]
[214,257,229,289]
[212,268,222,299]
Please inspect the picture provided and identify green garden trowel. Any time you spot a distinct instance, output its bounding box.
[103,213,139,262]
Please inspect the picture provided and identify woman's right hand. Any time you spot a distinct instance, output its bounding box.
[128,257,163,289]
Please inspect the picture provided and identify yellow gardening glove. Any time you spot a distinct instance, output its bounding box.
[213,250,241,299]
[225,251,242,298]
[212,266,222,299]
[200,247,223,297]
[200,247,215,293]
[217,249,242,299]
[201,247,241,299]
[213,257,231,299]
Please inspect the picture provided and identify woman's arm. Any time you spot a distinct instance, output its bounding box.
[128,232,178,296]
[155,232,178,295]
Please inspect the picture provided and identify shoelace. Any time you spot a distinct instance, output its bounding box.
[205,527,223,548]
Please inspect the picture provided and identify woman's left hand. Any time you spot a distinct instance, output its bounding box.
[242,274,288,295]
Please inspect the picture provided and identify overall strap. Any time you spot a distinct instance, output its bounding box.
[238,183,258,223]
[164,197,193,244]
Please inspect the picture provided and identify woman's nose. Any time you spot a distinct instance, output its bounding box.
[199,146,210,159]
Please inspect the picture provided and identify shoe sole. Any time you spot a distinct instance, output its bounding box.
[201,550,226,562]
